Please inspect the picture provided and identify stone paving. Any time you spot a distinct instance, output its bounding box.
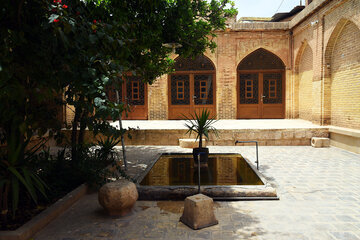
[34,146,360,240]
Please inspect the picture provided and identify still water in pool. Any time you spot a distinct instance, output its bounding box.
[140,154,263,186]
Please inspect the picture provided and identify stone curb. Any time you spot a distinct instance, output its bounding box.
[0,184,88,240]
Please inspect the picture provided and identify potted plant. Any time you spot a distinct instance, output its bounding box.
[184,109,218,163]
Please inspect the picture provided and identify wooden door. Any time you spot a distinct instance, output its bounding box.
[237,71,284,119]
[107,76,148,120]
[168,72,216,119]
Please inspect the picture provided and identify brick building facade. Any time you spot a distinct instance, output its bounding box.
[65,0,360,131]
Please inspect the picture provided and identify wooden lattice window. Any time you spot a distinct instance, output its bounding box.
[194,75,213,105]
[245,80,253,99]
[174,55,215,71]
[238,48,285,70]
[263,73,282,104]
[171,75,190,105]
[268,80,276,98]
[176,80,184,100]
[131,81,140,100]
[200,81,207,99]
[239,74,259,104]
[126,76,145,105]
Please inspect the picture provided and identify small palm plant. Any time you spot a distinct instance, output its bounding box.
[0,138,48,221]
[183,109,219,153]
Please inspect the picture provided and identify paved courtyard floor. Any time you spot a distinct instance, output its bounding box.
[34,146,360,240]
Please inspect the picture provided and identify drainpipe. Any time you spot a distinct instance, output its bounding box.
[289,30,294,118]
[321,16,325,126]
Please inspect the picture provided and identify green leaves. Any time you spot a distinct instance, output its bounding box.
[183,109,219,148]
[1,0,235,219]
[1,141,48,217]
[48,14,60,23]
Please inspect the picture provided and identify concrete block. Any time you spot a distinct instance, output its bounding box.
[311,137,330,148]
[179,139,206,148]
[180,194,218,230]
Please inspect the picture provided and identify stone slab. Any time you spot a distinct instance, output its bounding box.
[311,137,330,148]
[179,139,206,148]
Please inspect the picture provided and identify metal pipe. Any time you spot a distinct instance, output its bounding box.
[212,196,279,201]
[235,140,259,170]
[116,90,127,170]
[197,153,201,194]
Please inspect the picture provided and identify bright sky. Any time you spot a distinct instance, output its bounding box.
[234,0,303,18]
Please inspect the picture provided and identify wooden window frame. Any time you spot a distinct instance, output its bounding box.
[176,80,185,100]
[245,79,253,99]
[268,79,276,99]
[131,81,140,100]
[199,80,208,100]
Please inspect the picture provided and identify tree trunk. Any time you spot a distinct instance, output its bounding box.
[71,100,83,163]
[116,90,127,170]
[78,109,88,146]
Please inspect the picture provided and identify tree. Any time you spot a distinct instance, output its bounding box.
[0,0,236,220]
[0,0,65,221]
[48,0,237,159]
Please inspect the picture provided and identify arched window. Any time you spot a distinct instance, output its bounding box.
[237,48,285,119]
[168,55,216,119]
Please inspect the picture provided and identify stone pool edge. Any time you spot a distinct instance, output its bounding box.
[135,153,278,201]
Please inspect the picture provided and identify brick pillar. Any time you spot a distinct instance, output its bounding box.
[216,32,237,119]
[148,74,168,120]
[285,69,296,118]
[310,18,323,125]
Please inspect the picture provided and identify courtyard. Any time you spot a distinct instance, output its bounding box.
[1,0,360,239]
[34,145,360,240]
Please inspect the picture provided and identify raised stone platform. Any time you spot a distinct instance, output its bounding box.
[111,119,329,146]
[61,119,329,147]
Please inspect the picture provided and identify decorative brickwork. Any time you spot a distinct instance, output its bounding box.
[174,55,215,71]
[238,48,285,70]
[148,74,168,119]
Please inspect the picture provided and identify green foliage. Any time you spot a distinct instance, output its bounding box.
[183,109,219,149]
[0,139,48,219]
[0,0,235,224]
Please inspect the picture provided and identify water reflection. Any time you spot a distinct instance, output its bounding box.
[140,154,263,186]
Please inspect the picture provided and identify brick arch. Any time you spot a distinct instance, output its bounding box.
[236,48,285,119]
[174,55,216,71]
[297,42,314,121]
[324,18,350,78]
[322,18,349,125]
[325,19,360,129]
[294,40,310,74]
[237,47,287,69]
[168,54,217,119]
[237,48,285,70]
[170,53,217,70]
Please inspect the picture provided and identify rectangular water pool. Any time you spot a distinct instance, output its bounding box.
[140,154,264,186]
[136,153,277,200]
